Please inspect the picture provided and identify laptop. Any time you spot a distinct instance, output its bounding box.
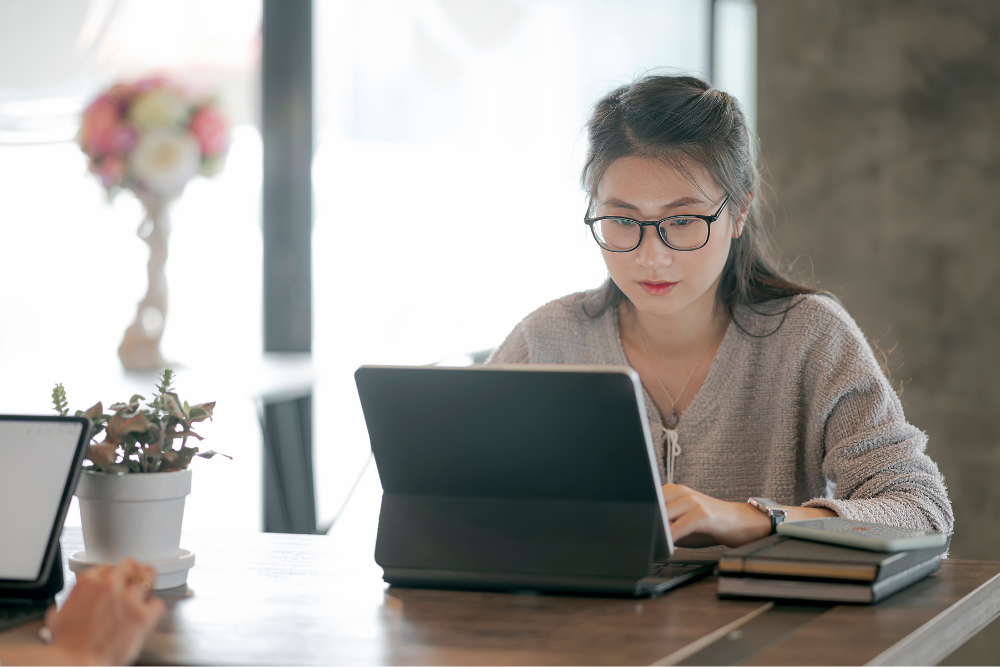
[0,415,91,631]
[354,364,715,597]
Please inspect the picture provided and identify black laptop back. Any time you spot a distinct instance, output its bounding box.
[355,365,671,595]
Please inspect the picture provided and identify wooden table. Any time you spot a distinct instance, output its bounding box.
[0,533,996,665]
[3,458,999,666]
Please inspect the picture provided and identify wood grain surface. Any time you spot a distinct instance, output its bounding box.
[3,465,999,667]
[740,560,1000,666]
[0,529,992,666]
[64,529,772,666]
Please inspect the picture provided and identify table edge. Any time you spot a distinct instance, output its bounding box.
[867,569,1000,666]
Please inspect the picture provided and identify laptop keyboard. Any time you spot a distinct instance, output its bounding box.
[0,605,46,632]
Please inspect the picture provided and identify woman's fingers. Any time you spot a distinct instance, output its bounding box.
[120,561,163,618]
[660,483,693,503]
[669,509,706,543]
[140,564,157,585]
[666,496,710,536]
[78,563,112,588]
[664,494,699,523]
[670,504,724,548]
[662,484,745,547]
[122,562,157,603]
[662,483,778,547]
[106,559,141,603]
[47,558,165,666]
[145,596,166,629]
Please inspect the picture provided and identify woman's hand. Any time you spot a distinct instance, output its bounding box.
[662,484,771,547]
[45,559,166,666]
[662,484,839,548]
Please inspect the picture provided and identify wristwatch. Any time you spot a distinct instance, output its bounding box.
[747,497,787,535]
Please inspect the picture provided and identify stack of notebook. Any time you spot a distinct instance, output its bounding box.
[717,520,951,604]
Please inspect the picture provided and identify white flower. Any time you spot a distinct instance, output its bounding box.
[129,130,201,196]
[129,89,188,131]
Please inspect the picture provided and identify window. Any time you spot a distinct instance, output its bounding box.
[0,0,263,532]
[311,0,754,524]
[0,0,755,532]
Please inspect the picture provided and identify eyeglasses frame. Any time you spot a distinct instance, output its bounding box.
[584,194,731,252]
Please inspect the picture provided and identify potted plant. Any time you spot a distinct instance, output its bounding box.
[51,369,228,571]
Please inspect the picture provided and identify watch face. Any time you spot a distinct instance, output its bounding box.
[751,498,784,512]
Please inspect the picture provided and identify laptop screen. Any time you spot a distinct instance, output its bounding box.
[0,419,84,581]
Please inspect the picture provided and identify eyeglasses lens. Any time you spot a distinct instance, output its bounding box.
[658,218,709,250]
[594,217,709,251]
[595,218,641,251]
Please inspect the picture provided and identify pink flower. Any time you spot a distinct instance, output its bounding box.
[80,96,121,157]
[188,106,229,156]
[107,83,136,100]
[80,92,140,157]
[107,125,137,154]
[94,155,125,189]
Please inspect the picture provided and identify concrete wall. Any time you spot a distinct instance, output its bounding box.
[757,0,1000,561]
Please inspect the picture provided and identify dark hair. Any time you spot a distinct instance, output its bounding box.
[580,75,818,335]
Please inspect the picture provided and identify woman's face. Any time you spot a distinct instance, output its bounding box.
[594,156,741,321]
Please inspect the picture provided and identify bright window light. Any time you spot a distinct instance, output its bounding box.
[311,0,752,524]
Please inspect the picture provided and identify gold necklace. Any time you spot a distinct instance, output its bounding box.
[635,316,724,429]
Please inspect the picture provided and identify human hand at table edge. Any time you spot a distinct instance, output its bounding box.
[662,483,837,548]
[0,559,165,666]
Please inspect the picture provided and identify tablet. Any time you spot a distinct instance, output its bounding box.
[777,517,949,553]
[0,415,91,592]
[354,364,711,597]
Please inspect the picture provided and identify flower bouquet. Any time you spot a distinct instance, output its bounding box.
[80,76,229,199]
[78,77,231,371]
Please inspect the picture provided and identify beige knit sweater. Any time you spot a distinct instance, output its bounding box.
[486,286,954,533]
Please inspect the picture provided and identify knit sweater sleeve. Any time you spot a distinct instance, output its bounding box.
[799,299,954,533]
[485,320,530,364]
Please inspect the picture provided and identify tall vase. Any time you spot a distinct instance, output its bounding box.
[118,195,172,372]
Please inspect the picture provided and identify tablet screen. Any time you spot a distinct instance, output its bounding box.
[0,420,83,581]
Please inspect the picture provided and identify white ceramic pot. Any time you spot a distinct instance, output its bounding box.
[75,469,191,563]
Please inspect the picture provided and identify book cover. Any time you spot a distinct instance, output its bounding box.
[717,556,942,604]
[718,534,950,582]
[776,518,949,552]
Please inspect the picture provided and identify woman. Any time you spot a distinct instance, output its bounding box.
[487,75,953,548]
[0,560,164,666]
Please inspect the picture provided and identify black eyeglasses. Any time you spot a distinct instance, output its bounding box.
[584,195,731,252]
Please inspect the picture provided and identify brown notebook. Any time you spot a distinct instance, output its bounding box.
[717,556,942,604]
[718,534,950,582]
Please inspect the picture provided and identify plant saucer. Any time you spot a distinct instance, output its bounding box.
[68,549,195,590]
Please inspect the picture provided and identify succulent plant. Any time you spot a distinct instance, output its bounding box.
[51,368,230,473]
